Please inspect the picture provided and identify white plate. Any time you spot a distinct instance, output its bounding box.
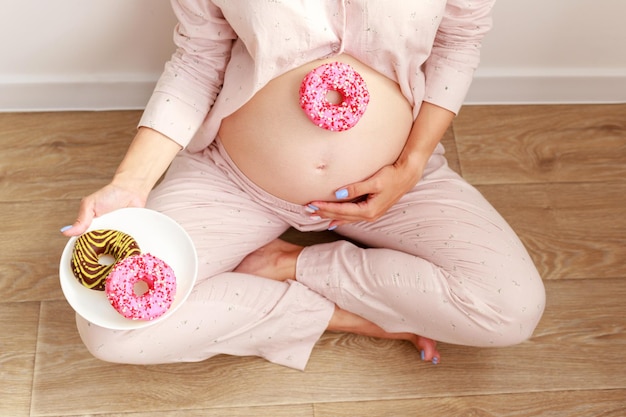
[59,208,198,330]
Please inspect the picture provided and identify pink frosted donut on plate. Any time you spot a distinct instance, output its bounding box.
[105,253,177,321]
[299,62,370,131]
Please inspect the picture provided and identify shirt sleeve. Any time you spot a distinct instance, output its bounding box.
[138,0,237,148]
[423,0,496,114]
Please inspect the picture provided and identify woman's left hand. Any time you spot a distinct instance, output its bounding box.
[307,103,454,228]
[307,159,424,228]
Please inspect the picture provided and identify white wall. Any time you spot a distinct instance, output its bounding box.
[467,0,626,104]
[0,0,177,111]
[0,0,624,111]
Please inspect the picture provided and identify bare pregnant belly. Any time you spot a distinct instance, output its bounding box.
[218,55,414,205]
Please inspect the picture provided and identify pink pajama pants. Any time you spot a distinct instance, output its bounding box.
[77,139,546,370]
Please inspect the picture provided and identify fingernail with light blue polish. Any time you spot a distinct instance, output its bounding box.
[432,357,439,365]
[335,188,349,199]
[420,350,425,361]
[305,204,319,213]
[328,225,337,231]
[60,225,72,233]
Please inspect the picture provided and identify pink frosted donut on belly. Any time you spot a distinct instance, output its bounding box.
[105,253,177,321]
[299,62,370,131]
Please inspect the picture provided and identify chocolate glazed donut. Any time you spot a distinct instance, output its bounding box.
[71,229,141,291]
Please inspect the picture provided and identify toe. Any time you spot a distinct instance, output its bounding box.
[418,338,440,364]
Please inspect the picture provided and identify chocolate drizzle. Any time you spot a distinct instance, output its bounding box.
[71,229,141,291]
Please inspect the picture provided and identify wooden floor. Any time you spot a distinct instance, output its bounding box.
[1,104,625,416]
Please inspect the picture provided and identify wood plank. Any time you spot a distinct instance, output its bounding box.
[314,390,626,417]
[0,111,141,148]
[0,200,79,302]
[477,182,626,280]
[453,104,626,185]
[31,278,626,415]
[94,405,314,417]
[0,302,40,417]
[0,111,138,202]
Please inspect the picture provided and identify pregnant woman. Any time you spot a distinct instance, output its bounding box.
[62,0,545,370]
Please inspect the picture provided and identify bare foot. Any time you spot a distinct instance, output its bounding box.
[329,306,441,364]
[234,239,304,281]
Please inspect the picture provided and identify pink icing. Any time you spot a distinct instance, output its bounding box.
[299,62,370,131]
[105,253,177,321]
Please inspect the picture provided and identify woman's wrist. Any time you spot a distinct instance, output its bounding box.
[395,147,427,185]
[111,127,182,196]
[110,171,153,200]
[397,101,455,179]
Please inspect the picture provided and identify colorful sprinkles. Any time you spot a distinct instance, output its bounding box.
[105,253,177,321]
[299,62,370,132]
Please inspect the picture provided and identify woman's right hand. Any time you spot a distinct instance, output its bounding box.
[60,182,148,237]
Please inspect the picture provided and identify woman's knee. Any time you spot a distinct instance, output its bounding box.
[437,259,546,348]
[487,271,546,346]
[76,315,142,364]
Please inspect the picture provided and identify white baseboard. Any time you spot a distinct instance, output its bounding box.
[465,70,626,105]
[0,71,624,112]
[0,78,157,112]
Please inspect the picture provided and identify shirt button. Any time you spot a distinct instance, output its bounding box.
[331,43,340,53]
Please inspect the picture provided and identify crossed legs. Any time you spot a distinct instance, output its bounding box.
[234,239,441,363]
[77,145,544,369]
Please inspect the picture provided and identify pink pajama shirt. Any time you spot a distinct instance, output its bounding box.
[77,140,545,370]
